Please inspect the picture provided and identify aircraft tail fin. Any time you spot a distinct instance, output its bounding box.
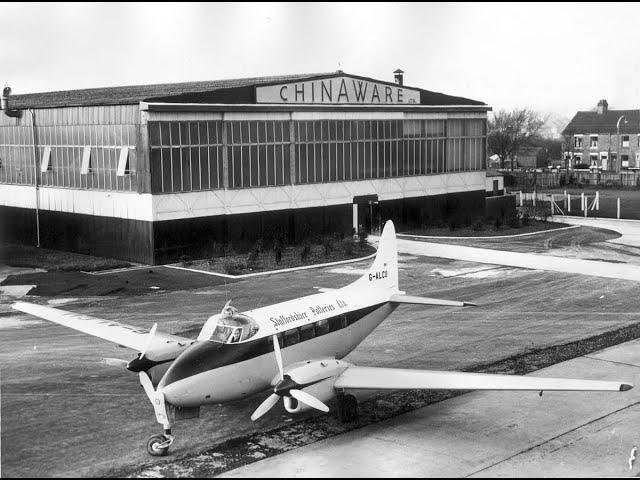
[351,220,399,293]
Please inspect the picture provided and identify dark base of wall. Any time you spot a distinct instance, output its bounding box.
[0,206,154,264]
[1,190,488,265]
[485,194,517,221]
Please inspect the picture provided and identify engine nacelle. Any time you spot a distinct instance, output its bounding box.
[281,359,351,414]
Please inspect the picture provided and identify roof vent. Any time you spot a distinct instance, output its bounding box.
[597,99,608,115]
[393,69,404,86]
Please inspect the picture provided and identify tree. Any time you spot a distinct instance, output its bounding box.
[488,108,546,170]
[560,130,574,170]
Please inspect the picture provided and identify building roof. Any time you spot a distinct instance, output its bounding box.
[562,109,640,135]
[7,72,486,109]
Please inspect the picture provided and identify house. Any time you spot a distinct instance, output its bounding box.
[562,100,640,171]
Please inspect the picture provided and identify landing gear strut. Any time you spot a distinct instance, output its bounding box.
[146,428,174,456]
[337,393,358,423]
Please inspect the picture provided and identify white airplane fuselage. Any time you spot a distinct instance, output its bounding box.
[157,290,398,407]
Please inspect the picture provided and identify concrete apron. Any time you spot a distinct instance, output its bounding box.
[551,216,640,248]
[221,339,640,478]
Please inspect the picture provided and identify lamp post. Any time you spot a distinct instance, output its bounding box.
[617,115,628,173]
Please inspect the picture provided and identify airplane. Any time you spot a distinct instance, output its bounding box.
[12,220,633,457]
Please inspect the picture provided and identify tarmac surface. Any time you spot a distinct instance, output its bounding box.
[2,219,640,477]
[220,338,640,477]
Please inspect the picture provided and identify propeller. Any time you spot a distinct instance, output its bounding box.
[251,335,329,421]
[107,323,158,373]
[139,323,158,359]
[102,357,129,368]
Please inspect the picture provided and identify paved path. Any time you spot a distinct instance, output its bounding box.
[221,339,640,478]
[551,216,640,248]
[371,217,640,283]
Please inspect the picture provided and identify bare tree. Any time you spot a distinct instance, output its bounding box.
[488,108,546,170]
[560,130,574,170]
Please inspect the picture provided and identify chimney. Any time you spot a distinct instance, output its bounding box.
[393,69,404,86]
[597,99,608,115]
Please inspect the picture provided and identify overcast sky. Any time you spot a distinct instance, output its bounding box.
[2,2,639,120]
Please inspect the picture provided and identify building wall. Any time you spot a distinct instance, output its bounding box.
[152,189,486,263]
[145,115,486,193]
[0,205,153,264]
[571,133,640,169]
[0,105,145,192]
[0,104,489,263]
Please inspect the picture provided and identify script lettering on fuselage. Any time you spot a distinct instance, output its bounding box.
[268,298,350,330]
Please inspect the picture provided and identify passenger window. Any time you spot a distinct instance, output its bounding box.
[283,328,300,347]
[328,315,347,332]
[299,324,314,342]
[315,319,330,336]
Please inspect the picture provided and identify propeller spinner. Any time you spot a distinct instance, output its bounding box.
[251,335,330,421]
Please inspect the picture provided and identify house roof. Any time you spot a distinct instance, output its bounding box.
[562,109,640,135]
[7,72,486,109]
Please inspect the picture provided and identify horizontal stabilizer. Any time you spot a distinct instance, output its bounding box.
[390,294,476,307]
[334,366,632,392]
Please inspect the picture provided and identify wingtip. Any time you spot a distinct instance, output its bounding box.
[620,383,634,392]
[463,302,478,307]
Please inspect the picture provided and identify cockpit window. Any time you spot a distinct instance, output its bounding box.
[208,313,259,344]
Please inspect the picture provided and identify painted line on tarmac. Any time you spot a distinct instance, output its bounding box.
[397,224,578,241]
[163,252,377,279]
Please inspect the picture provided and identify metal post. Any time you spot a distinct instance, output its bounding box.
[29,109,41,248]
[519,190,523,207]
[596,191,600,210]
[564,190,567,209]
[584,196,587,217]
[581,192,585,211]
[567,193,571,213]
[617,197,621,219]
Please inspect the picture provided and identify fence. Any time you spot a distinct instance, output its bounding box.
[503,171,640,191]
[514,190,629,220]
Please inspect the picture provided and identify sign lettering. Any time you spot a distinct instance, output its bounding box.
[256,76,420,105]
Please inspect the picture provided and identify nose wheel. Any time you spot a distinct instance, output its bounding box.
[147,429,174,456]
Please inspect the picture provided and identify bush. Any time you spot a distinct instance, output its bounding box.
[522,212,531,226]
[342,239,354,255]
[253,238,264,254]
[223,242,236,257]
[494,216,503,229]
[246,250,259,270]
[223,259,246,275]
[472,219,484,231]
[448,220,457,231]
[273,239,283,264]
[322,236,334,256]
[507,213,521,229]
[358,228,368,248]
[300,244,311,262]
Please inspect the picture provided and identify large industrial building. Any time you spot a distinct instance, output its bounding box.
[0,71,493,264]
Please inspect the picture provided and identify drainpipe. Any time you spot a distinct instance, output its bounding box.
[29,108,40,248]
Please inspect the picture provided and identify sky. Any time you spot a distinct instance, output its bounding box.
[2,2,640,122]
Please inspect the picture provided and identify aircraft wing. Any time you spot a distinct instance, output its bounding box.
[389,294,476,307]
[334,366,632,392]
[12,301,191,353]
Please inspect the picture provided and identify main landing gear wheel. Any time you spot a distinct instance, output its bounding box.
[147,433,172,456]
[338,393,358,423]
